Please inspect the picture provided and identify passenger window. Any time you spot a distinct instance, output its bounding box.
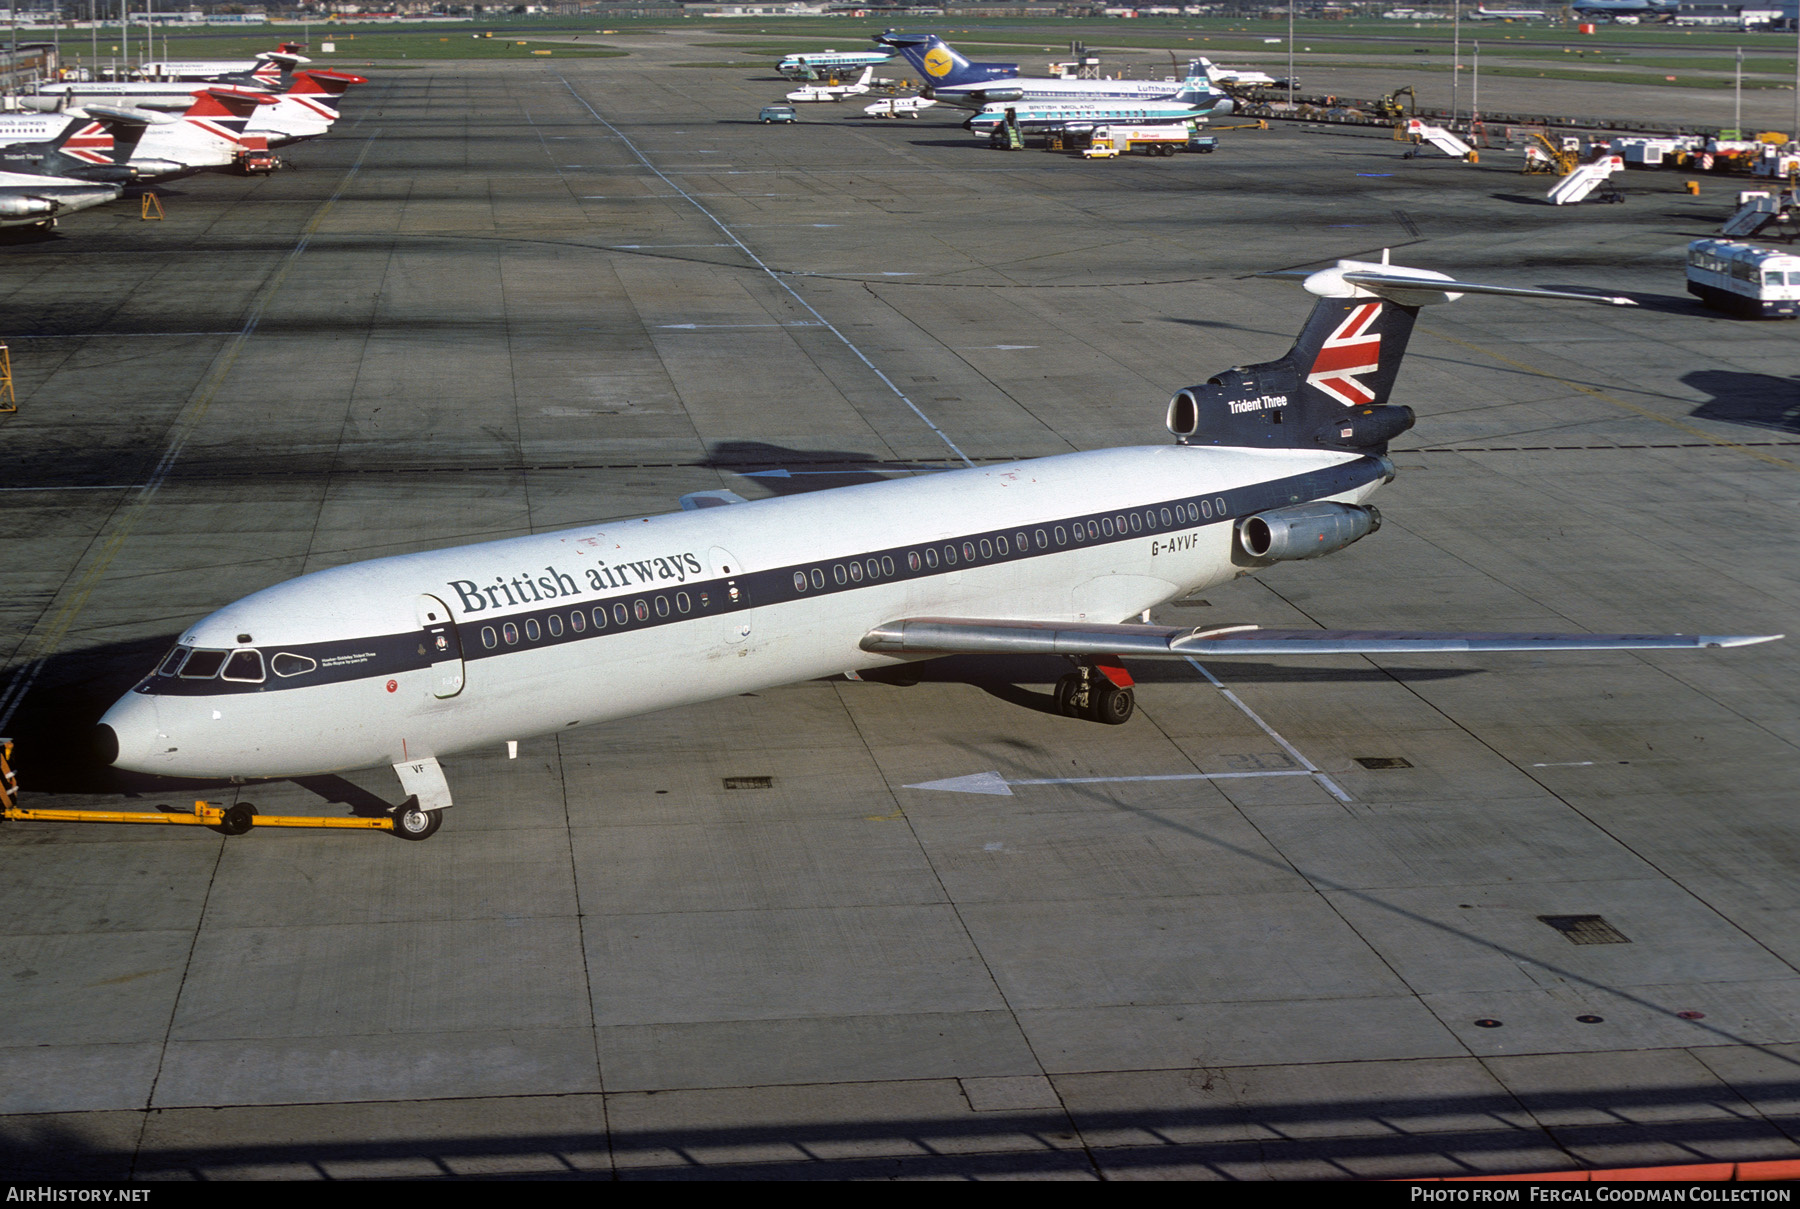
[525,619,540,641]
[964,542,977,561]
[1132,513,1144,532]
[794,572,808,592]
[271,652,317,678]
[503,623,519,645]
[849,561,862,582]
[221,650,265,683]
[1088,521,1100,539]
[1200,500,1212,519]
[1072,525,1085,543]
[924,548,938,568]
[978,539,991,559]
[482,627,497,650]
[677,592,691,614]
[1215,496,1228,515]
[881,556,894,576]
[655,596,670,617]
[944,545,957,566]
[996,536,1009,556]
[812,568,825,589]
[178,649,228,679]
[614,603,629,626]
[1101,518,1114,537]
[907,551,921,572]
[1037,529,1048,549]
[867,559,879,580]
[1054,526,1065,545]
[570,611,585,633]
[1115,514,1127,533]
[593,607,609,630]
[834,564,847,585]
[548,615,563,637]
[1161,507,1172,527]
[158,646,189,676]
[634,600,649,621]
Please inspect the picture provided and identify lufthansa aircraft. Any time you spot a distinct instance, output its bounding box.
[95,259,1780,838]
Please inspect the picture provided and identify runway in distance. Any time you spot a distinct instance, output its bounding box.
[94,259,1780,839]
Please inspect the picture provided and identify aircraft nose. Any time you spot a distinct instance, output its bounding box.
[96,692,164,773]
[93,723,119,765]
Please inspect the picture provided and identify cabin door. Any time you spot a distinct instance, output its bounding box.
[709,545,752,645]
[417,593,465,698]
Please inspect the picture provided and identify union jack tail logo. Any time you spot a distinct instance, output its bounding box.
[1306,301,1383,408]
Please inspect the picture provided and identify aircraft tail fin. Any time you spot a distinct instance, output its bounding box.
[181,88,272,142]
[1164,257,1636,453]
[877,33,1013,88]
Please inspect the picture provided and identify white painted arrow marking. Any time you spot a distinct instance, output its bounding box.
[905,769,1316,796]
[658,322,826,330]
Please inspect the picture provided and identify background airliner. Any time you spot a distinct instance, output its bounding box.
[878,33,1231,111]
[776,48,893,82]
[94,259,1778,839]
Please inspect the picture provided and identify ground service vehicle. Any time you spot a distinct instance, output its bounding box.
[1686,239,1800,318]
[759,105,797,124]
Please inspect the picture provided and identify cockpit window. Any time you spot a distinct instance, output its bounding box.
[221,650,265,683]
[177,649,229,680]
[157,646,190,676]
[271,652,317,678]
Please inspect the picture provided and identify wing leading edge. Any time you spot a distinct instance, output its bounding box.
[860,618,1781,658]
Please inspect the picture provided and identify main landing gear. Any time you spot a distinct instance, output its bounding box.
[1053,661,1135,725]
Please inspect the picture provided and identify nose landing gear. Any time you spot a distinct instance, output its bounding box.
[1053,660,1136,725]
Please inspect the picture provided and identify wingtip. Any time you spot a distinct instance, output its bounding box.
[1706,634,1785,648]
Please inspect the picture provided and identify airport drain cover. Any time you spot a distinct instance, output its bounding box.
[1354,757,1413,770]
[1539,915,1632,945]
[723,776,773,790]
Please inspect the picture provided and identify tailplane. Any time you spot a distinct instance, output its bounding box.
[1165,257,1636,453]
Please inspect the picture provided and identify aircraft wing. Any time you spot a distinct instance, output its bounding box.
[859,617,1780,658]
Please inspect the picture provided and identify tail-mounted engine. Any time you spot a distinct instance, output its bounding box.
[1237,502,1379,562]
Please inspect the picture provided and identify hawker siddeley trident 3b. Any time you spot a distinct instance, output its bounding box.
[95,259,1781,838]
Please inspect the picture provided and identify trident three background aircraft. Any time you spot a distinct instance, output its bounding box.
[94,260,1780,839]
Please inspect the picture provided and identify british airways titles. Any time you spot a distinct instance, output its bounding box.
[448,552,705,615]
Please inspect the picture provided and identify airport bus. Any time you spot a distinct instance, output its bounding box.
[1685,239,1800,318]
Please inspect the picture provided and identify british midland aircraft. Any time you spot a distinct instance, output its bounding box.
[785,66,875,104]
[1471,6,1549,19]
[776,47,893,82]
[963,97,1229,139]
[94,259,1780,839]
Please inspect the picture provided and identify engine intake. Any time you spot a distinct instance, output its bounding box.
[1238,502,1379,562]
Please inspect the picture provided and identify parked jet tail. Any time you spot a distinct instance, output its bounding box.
[181,87,277,143]
[281,70,368,120]
[1165,257,1636,453]
[875,32,1016,89]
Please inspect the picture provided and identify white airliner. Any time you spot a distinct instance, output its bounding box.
[864,96,937,119]
[0,170,119,228]
[777,48,893,82]
[136,48,311,83]
[785,66,874,104]
[1195,57,1280,89]
[1472,5,1549,17]
[94,259,1780,839]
